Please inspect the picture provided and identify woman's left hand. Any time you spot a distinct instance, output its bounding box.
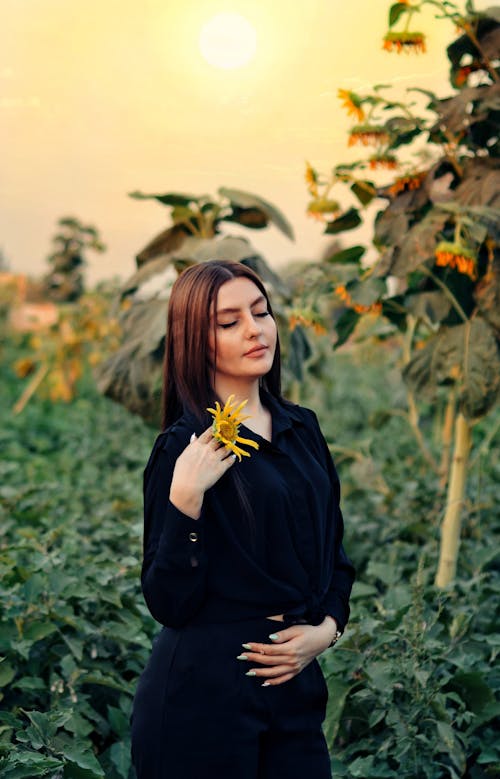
[238,617,338,686]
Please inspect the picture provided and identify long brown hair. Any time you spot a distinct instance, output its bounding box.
[161,259,282,430]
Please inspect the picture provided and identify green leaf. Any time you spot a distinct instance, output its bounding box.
[128,190,199,207]
[325,208,362,235]
[23,621,57,643]
[325,245,366,265]
[0,662,15,687]
[322,678,351,744]
[110,740,131,778]
[448,671,494,713]
[403,319,500,418]
[218,187,295,240]
[347,278,386,306]
[389,3,410,27]
[334,309,360,348]
[350,181,377,206]
[61,743,103,774]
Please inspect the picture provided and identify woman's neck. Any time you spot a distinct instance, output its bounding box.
[214,379,263,417]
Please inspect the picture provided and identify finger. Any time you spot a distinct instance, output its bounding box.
[241,652,292,666]
[242,638,297,655]
[261,672,296,687]
[190,432,197,443]
[246,664,296,679]
[266,627,301,644]
[198,426,215,442]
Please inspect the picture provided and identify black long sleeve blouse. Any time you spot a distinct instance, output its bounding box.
[141,390,355,634]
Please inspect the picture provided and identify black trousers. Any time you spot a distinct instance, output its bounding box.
[131,615,332,778]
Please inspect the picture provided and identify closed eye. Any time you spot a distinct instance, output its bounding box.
[218,311,270,329]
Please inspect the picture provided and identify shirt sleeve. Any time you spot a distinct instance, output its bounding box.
[141,430,209,628]
[304,409,356,634]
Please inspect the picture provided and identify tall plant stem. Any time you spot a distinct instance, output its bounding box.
[435,412,472,588]
[402,317,440,473]
[418,265,468,323]
[13,363,49,415]
[439,388,456,490]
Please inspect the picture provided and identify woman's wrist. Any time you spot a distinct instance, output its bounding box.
[169,486,204,519]
[321,615,342,647]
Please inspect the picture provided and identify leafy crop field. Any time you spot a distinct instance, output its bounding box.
[1,336,498,778]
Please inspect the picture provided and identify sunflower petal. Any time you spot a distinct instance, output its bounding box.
[234,436,260,450]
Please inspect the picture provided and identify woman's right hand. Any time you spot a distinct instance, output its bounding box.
[169,427,236,519]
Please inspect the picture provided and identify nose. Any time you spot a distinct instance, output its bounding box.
[244,312,263,338]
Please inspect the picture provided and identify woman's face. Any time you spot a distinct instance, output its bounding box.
[208,277,277,384]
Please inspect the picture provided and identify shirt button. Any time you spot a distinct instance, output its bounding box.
[189,532,198,542]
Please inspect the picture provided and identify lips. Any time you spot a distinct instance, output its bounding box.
[244,345,268,356]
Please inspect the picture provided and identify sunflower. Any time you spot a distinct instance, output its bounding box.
[348,125,390,147]
[305,162,319,197]
[306,197,341,222]
[368,154,399,170]
[387,170,427,197]
[435,242,477,280]
[382,31,426,54]
[206,394,260,461]
[337,89,365,123]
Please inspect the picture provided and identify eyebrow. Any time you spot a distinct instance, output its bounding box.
[216,294,266,315]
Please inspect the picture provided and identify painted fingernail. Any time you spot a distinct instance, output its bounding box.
[262,681,271,687]
[242,643,252,650]
[236,654,248,661]
[245,670,256,676]
[268,633,279,640]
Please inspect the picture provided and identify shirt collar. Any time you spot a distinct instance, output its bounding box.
[259,387,305,437]
[178,388,304,440]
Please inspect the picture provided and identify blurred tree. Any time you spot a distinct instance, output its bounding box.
[303,0,500,587]
[95,188,311,425]
[43,217,106,302]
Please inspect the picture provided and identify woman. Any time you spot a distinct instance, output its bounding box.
[131,260,355,778]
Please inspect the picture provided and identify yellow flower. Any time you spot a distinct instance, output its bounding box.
[206,394,260,461]
[382,31,426,54]
[348,125,390,147]
[337,89,365,123]
[435,242,477,280]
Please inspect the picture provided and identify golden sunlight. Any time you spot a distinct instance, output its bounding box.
[199,12,257,70]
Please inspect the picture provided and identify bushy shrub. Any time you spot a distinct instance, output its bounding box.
[1,338,498,778]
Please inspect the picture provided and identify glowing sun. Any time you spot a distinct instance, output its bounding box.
[199,13,257,70]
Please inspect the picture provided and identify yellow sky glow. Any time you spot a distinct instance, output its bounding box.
[199,13,257,70]
[0,0,493,283]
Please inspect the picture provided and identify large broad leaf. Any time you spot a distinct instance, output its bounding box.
[405,290,451,324]
[350,181,376,206]
[390,210,448,277]
[431,83,500,136]
[403,319,500,418]
[128,190,200,207]
[218,187,295,241]
[135,224,191,267]
[447,17,500,67]
[221,206,268,230]
[389,2,411,27]
[325,208,361,235]
[334,308,360,348]
[385,116,423,149]
[453,158,500,209]
[347,278,386,306]
[325,245,366,265]
[475,254,500,335]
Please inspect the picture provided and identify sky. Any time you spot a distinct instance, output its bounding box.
[1,0,492,285]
